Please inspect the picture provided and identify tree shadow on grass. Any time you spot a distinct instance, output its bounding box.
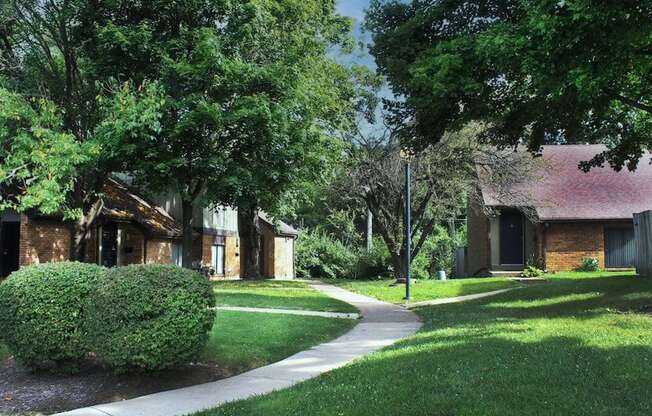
[414,274,652,326]
[206,332,652,416]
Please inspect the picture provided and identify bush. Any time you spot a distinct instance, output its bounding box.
[352,238,393,279]
[0,262,104,370]
[412,226,457,280]
[522,265,545,278]
[86,264,215,372]
[577,257,600,272]
[296,230,356,279]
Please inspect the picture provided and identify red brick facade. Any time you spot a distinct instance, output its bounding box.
[19,215,71,266]
[545,222,605,272]
[466,209,613,273]
[11,214,286,279]
[146,239,174,264]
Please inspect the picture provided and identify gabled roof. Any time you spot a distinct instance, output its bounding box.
[259,211,299,237]
[102,178,182,238]
[482,145,652,221]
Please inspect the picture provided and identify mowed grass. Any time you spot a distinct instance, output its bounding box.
[201,310,355,375]
[198,272,652,416]
[331,277,522,304]
[213,280,357,313]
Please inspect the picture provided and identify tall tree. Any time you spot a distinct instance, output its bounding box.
[339,123,533,281]
[77,0,361,272]
[0,0,162,258]
[205,2,365,278]
[366,0,652,169]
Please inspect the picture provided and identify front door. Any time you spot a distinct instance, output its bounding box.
[100,223,118,267]
[0,222,20,278]
[605,227,635,268]
[500,211,524,265]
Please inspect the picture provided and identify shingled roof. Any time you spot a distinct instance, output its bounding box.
[482,145,652,221]
[259,211,299,237]
[102,178,182,238]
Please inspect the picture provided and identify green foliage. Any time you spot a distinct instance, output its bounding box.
[0,88,93,217]
[86,265,215,373]
[296,230,356,279]
[352,238,393,279]
[411,226,459,280]
[367,0,652,169]
[522,265,545,278]
[578,257,601,273]
[0,262,104,370]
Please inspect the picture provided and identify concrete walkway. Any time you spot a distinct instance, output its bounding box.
[57,283,421,416]
[404,287,519,309]
[214,305,360,320]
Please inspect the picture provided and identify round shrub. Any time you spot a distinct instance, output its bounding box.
[86,264,215,372]
[0,262,104,369]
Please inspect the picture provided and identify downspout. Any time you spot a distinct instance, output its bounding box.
[543,223,548,271]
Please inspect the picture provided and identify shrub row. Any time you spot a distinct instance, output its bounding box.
[0,263,215,373]
[296,225,460,280]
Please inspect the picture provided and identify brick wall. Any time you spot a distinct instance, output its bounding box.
[466,201,490,275]
[119,224,145,265]
[19,215,71,266]
[545,222,605,272]
[224,236,240,278]
[201,234,213,266]
[146,239,174,264]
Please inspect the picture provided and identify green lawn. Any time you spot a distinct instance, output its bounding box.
[199,272,652,416]
[201,310,355,375]
[213,280,357,313]
[330,277,523,304]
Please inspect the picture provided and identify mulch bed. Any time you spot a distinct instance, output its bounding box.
[0,356,230,415]
[640,305,652,317]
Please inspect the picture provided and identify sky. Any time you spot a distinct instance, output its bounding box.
[335,0,376,69]
[336,0,369,23]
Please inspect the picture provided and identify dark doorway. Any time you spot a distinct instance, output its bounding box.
[1,222,20,278]
[100,223,118,267]
[500,211,524,265]
[605,226,635,268]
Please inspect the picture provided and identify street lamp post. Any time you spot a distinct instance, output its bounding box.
[404,158,411,302]
[400,148,415,302]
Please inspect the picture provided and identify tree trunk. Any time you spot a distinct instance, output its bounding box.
[238,206,262,279]
[366,209,373,252]
[181,199,195,269]
[70,198,104,261]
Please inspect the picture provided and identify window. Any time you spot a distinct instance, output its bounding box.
[172,243,183,267]
[211,244,225,275]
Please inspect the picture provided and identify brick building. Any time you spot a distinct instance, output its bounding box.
[467,145,651,275]
[0,178,297,279]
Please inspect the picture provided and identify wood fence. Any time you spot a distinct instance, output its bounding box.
[633,211,652,277]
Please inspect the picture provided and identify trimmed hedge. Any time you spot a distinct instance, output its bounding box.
[0,262,104,369]
[86,264,215,373]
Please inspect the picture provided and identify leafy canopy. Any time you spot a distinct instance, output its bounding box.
[0,88,93,217]
[367,0,652,169]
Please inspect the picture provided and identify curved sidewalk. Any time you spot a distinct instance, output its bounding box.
[58,283,422,416]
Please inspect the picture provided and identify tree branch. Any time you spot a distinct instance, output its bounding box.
[605,89,652,113]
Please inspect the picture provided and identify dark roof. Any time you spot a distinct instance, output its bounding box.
[102,178,182,238]
[482,145,652,221]
[259,211,299,237]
